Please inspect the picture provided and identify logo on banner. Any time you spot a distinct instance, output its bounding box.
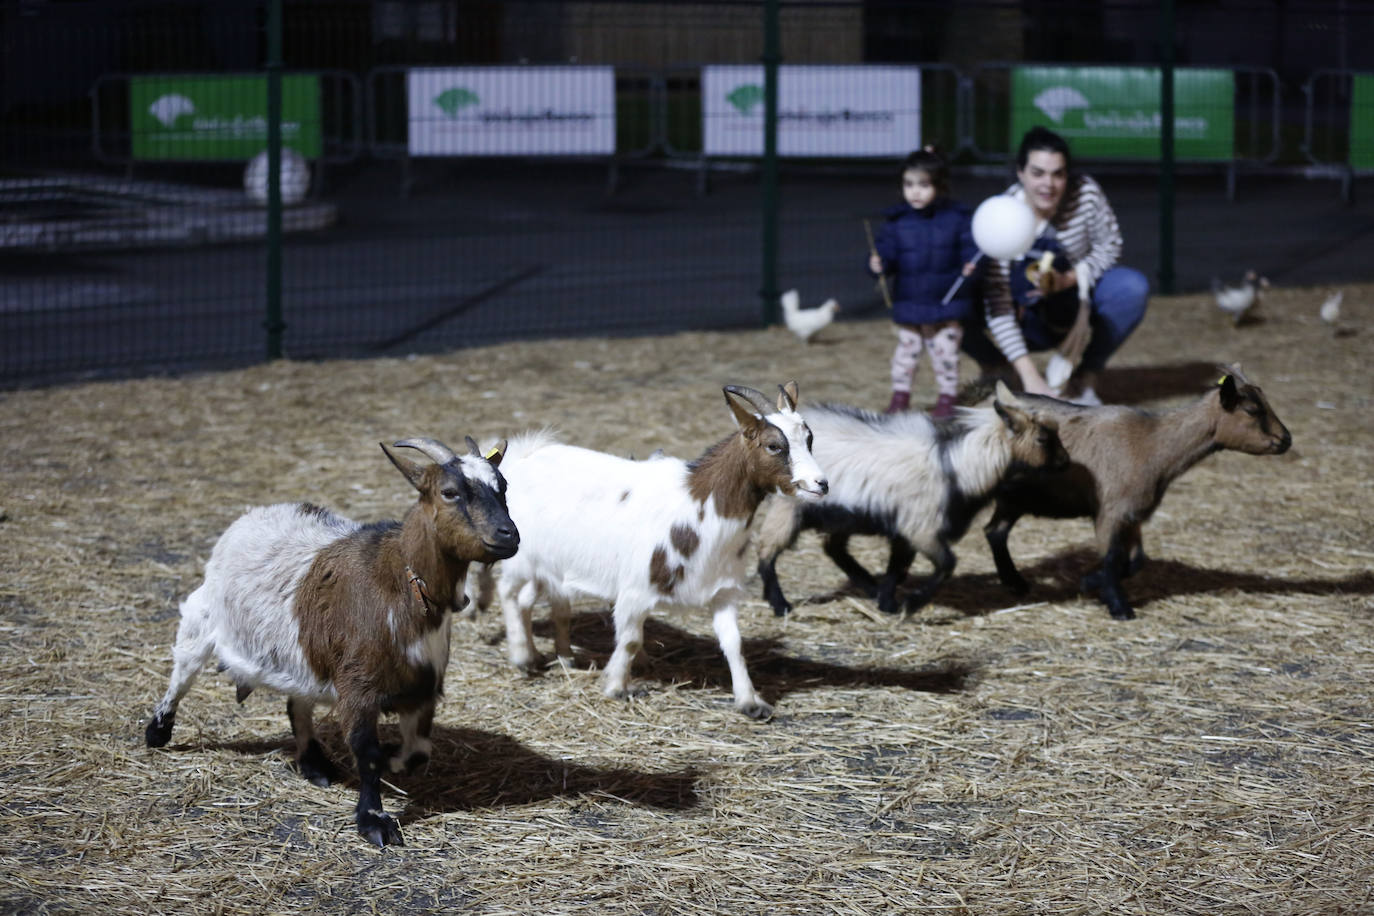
[1032,87,1090,124]
[723,82,892,126]
[433,87,480,117]
[429,85,595,125]
[149,94,196,128]
[727,84,765,116]
[1024,77,1211,138]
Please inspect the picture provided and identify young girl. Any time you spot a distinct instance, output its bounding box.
[869,148,979,417]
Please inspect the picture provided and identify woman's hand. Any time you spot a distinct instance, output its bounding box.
[1012,355,1057,397]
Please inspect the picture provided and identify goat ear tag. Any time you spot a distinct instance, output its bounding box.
[1217,374,1230,386]
[483,446,503,461]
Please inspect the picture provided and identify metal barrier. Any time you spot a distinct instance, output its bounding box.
[1301,69,1374,201]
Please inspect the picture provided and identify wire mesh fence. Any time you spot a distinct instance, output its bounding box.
[3,0,1372,388]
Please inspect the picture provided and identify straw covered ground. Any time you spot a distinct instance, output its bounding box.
[2,283,1372,915]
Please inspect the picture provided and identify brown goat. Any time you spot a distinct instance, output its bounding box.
[145,437,519,847]
[985,368,1292,619]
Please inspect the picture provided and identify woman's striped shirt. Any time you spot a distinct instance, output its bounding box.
[982,174,1124,362]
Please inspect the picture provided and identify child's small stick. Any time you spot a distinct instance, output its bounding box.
[940,253,983,305]
[863,218,892,309]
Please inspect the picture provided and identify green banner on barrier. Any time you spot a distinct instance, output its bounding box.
[130,74,321,160]
[1351,74,1374,170]
[1011,67,1234,161]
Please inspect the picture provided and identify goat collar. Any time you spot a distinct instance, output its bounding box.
[403,563,469,620]
[405,565,439,617]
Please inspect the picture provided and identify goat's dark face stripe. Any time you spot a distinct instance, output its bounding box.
[437,462,518,559]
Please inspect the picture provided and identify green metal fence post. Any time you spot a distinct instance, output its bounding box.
[1158,0,1176,295]
[760,0,781,326]
[265,0,285,359]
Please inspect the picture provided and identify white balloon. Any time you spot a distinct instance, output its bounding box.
[243,148,311,206]
[971,194,1038,261]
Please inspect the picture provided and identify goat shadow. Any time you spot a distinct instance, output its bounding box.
[190,722,703,825]
[528,612,974,701]
[885,547,1374,619]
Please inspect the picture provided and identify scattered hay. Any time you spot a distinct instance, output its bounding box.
[1,283,1371,915]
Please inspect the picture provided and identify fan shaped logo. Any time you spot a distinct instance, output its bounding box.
[1032,86,1091,124]
[434,87,480,118]
[149,93,196,128]
[726,84,764,115]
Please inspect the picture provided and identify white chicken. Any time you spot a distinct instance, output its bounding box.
[1320,289,1343,326]
[780,289,840,343]
[1212,270,1270,326]
[1319,289,1356,337]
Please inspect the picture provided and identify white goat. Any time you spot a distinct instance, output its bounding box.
[471,383,828,719]
[756,381,1067,616]
[145,437,519,847]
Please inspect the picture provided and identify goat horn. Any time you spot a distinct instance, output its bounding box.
[393,437,457,466]
[465,436,483,458]
[724,385,773,415]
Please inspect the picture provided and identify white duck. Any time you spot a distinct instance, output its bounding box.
[1212,270,1269,325]
[781,289,840,343]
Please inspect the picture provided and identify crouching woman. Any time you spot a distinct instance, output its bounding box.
[962,126,1150,405]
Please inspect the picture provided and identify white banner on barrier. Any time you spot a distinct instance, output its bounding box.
[407,67,616,156]
[702,66,922,157]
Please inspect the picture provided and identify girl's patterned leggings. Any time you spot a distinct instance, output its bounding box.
[891,321,963,396]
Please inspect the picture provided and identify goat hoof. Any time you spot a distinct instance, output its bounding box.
[357,810,404,847]
[854,580,881,599]
[382,742,427,775]
[145,712,175,748]
[1109,606,1136,621]
[903,592,934,614]
[607,682,650,700]
[1001,575,1031,596]
[298,741,340,787]
[739,698,774,720]
[512,653,549,676]
[771,602,792,618]
[393,751,429,775]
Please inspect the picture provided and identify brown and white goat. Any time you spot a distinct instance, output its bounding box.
[755,380,1068,617]
[469,383,828,719]
[985,369,1292,620]
[145,437,518,847]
